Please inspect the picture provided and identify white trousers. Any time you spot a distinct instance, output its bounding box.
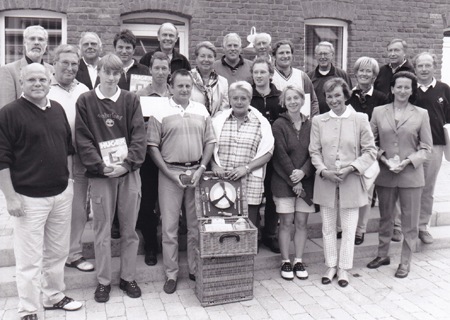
[320,188,359,270]
[14,181,73,317]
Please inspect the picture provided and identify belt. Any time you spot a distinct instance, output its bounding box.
[167,159,201,167]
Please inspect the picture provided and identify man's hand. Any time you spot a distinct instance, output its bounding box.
[290,169,305,184]
[171,173,186,189]
[104,165,128,178]
[190,168,205,187]
[6,193,24,217]
[227,166,247,181]
[322,170,343,183]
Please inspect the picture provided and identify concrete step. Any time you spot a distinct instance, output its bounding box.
[1,224,449,298]
[1,202,450,268]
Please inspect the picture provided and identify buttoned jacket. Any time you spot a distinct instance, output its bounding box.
[370,103,432,188]
[309,108,377,208]
[0,57,54,108]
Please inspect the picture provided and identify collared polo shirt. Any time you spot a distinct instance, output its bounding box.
[147,98,216,163]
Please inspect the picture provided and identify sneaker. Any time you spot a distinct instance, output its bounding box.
[119,279,141,298]
[391,229,402,242]
[94,283,111,303]
[293,262,308,280]
[43,296,82,311]
[281,262,294,280]
[418,231,434,244]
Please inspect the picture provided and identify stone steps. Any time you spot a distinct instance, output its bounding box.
[1,221,450,298]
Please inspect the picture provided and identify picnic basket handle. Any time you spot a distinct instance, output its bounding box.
[219,234,240,243]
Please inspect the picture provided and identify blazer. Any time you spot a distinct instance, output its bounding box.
[0,57,54,108]
[309,108,377,208]
[75,59,99,90]
[370,103,432,188]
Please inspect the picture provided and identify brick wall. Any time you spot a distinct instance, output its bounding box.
[1,0,450,79]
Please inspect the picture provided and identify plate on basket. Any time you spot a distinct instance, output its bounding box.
[209,181,236,209]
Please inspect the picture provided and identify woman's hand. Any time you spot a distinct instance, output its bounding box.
[290,169,305,184]
[227,166,247,181]
[337,166,354,181]
[390,159,411,174]
[212,165,226,179]
[292,182,304,197]
[322,169,343,183]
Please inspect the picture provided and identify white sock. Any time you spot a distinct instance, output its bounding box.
[294,258,302,264]
[282,259,290,264]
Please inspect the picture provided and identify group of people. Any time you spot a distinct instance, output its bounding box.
[0,21,449,320]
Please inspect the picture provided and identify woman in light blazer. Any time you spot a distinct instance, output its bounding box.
[367,71,432,278]
[309,78,377,287]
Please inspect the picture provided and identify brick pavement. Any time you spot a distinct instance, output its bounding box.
[1,248,450,320]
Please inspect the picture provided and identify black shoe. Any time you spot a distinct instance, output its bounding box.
[119,279,141,298]
[337,231,342,239]
[189,273,196,281]
[94,283,111,303]
[394,264,409,278]
[367,256,390,269]
[263,237,281,254]
[111,224,121,239]
[145,251,157,266]
[355,233,365,245]
[163,279,177,294]
[21,314,38,320]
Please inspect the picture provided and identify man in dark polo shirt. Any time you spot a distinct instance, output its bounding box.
[374,39,415,96]
[213,33,252,86]
[140,22,190,73]
[413,52,450,244]
[0,63,82,320]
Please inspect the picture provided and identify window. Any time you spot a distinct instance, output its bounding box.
[121,12,189,61]
[0,10,67,65]
[304,19,348,73]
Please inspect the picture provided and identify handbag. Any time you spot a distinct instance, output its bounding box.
[443,124,450,161]
[353,113,380,191]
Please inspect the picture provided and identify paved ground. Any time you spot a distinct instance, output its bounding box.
[1,159,450,320]
[1,248,450,320]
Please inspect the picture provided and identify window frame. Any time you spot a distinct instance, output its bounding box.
[304,18,348,72]
[0,10,67,65]
[121,12,189,59]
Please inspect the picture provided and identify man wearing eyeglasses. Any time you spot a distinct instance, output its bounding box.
[47,44,93,273]
[307,41,352,114]
[0,25,55,108]
[76,31,102,90]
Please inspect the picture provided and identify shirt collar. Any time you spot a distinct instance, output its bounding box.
[352,85,374,96]
[95,85,121,102]
[21,94,51,110]
[50,75,79,92]
[25,55,44,65]
[418,78,436,92]
[221,55,244,71]
[169,97,193,110]
[83,57,98,68]
[329,105,352,118]
[389,59,407,73]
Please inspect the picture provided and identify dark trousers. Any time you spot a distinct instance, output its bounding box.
[136,153,160,253]
[262,161,278,239]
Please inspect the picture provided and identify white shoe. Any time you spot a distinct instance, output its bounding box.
[293,262,308,280]
[44,296,82,311]
[281,262,294,280]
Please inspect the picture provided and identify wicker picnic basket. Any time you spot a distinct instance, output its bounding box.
[195,172,258,258]
[195,255,255,306]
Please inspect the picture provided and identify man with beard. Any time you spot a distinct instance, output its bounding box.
[140,22,190,73]
[0,25,54,108]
